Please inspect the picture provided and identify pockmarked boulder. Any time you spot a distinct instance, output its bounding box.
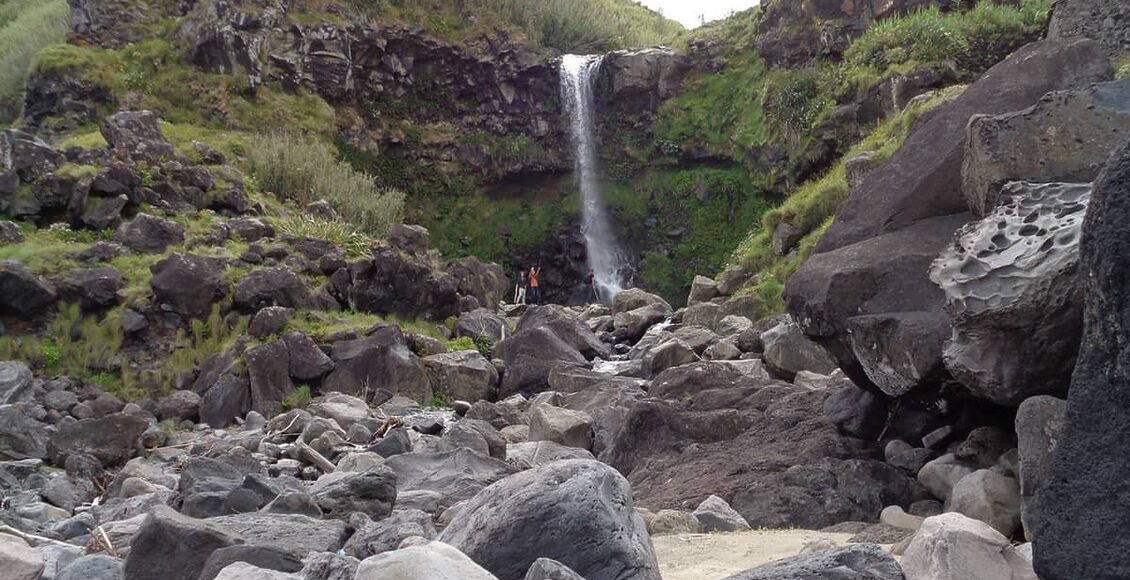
[122,506,242,580]
[48,413,149,467]
[439,459,660,580]
[930,182,1089,405]
[1035,142,1130,579]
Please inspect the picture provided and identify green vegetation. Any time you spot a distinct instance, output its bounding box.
[324,0,683,53]
[604,167,771,305]
[1116,54,1130,80]
[446,334,492,358]
[248,133,406,237]
[0,0,69,124]
[282,385,313,410]
[841,1,1052,84]
[731,86,964,313]
[278,215,375,258]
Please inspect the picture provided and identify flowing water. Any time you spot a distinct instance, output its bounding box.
[560,54,631,302]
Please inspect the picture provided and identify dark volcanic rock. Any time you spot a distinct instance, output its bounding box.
[100,110,174,158]
[348,247,460,321]
[1036,142,1130,579]
[0,259,57,317]
[444,256,510,310]
[310,467,397,519]
[232,267,309,311]
[48,412,148,467]
[493,327,587,398]
[1047,0,1130,58]
[122,505,240,580]
[115,213,185,254]
[58,266,122,310]
[321,326,430,403]
[721,543,903,580]
[818,38,1111,253]
[149,253,224,319]
[439,459,660,580]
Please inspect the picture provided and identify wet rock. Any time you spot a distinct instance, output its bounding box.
[439,459,659,580]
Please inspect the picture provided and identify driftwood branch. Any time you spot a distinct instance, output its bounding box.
[294,439,335,473]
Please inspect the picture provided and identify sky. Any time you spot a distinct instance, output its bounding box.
[637,0,760,29]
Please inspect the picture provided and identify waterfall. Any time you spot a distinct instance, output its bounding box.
[560,54,631,302]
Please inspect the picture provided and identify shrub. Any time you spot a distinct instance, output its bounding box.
[278,215,374,258]
[761,67,835,143]
[282,385,313,410]
[446,336,477,352]
[248,133,405,237]
[0,0,70,123]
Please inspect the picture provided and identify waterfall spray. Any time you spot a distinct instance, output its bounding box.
[560,54,631,302]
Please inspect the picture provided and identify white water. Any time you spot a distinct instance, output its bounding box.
[560,54,631,302]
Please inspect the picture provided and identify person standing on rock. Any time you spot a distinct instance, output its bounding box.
[585,269,599,303]
[528,265,542,305]
[514,269,527,304]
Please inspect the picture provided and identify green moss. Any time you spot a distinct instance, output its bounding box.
[282,385,313,409]
[0,0,69,123]
[1115,54,1130,80]
[54,163,100,179]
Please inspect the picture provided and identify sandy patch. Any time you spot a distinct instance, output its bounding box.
[653,529,858,580]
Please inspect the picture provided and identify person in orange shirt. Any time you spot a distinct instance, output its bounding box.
[528,266,542,305]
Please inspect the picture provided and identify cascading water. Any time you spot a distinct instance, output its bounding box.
[560,54,632,302]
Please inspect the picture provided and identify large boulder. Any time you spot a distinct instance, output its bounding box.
[947,469,1022,538]
[0,260,58,318]
[321,326,430,403]
[424,350,499,404]
[963,79,1130,216]
[100,110,174,158]
[454,308,509,344]
[1,128,63,181]
[58,266,122,310]
[244,340,295,417]
[150,254,224,319]
[528,405,592,450]
[439,459,660,580]
[309,467,397,519]
[787,37,1112,395]
[353,541,497,580]
[493,327,587,398]
[1036,142,1130,579]
[0,405,51,459]
[0,361,33,404]
[817,38,1111,253]
[513,306,609,360]
[115,213,184,254]
[384,449,516,510]
[48,413,148,467]
[208,513,349,556]
[1015,395,1067,541]
[444,256,509,309]
[721,544,903,580]
[344,509,436,559]
[787,215,967,396]
[232,267,309,311]
[1047,0,1130,58]
[902,513,1036,580]
[929,182,1089,404]
[122,506,241,580]
[348,247,460,321]
[760,317,837,379]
